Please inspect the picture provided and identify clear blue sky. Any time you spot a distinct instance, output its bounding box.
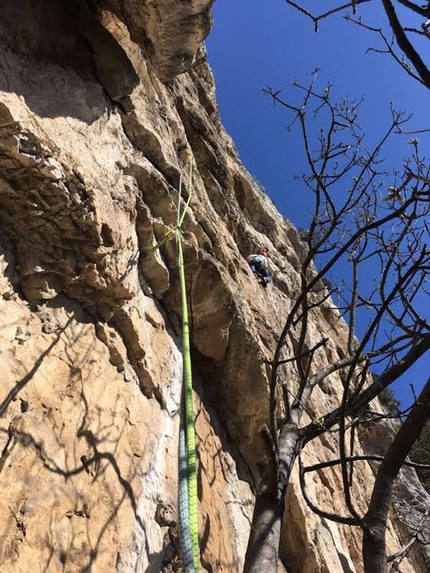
[206,0,429,407]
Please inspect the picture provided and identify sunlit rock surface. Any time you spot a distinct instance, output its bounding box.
[0,2,428,571]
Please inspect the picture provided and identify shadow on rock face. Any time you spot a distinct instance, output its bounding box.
[0,0,139,122]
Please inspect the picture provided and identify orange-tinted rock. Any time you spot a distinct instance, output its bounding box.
[0,4,428,573]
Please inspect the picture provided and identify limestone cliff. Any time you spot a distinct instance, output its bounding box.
[0,2,428,572]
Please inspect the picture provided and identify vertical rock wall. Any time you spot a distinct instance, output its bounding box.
[0,2,428,572]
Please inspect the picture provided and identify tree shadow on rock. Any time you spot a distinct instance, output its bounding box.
[0,315,73,417]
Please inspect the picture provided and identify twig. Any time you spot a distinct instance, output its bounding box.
[285,0,370,32]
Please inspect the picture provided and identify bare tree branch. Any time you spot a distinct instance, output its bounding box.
[283,0,430,89]
[285,0,370,31]
[303,455,430,473]
[244,79,430,573]
[381,0,430,87]
[397,0,430,18]
[304,333,430,443]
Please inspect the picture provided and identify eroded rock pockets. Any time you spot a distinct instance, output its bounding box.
[0,0,321,490]
[1,3,425,572]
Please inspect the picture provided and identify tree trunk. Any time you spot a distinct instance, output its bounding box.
[363,378,430,573]
[243,421,301,573]
[243,481,284,573]
[362,477,393,573]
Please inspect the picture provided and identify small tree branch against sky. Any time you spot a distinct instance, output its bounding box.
[284,0,430,88]
[243,75,430,573]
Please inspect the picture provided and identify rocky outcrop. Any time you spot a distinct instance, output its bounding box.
[0,2,428,572]
[98,0,214,83]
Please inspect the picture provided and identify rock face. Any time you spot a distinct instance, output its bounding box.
[0,2,428,572]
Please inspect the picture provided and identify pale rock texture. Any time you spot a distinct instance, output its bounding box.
[0,1,428,572]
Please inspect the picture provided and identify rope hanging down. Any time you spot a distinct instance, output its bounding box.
[176,163,199,571]
[148,161,199,571]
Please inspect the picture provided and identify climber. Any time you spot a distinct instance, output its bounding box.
[247,251,272,287]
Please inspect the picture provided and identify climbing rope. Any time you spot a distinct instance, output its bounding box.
[178,404,194,570]
[148,159,199,571]
[176,162,199,571]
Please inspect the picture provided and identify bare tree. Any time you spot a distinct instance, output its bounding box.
[283,0,430,90]
[243,74,430,573]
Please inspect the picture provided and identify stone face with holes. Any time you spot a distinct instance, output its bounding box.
[0,3,428,573]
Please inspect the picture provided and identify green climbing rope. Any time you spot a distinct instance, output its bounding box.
[146,161,199,571]
[177,235,199,570]
[176,162,199,571]
[178,403,194,571]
